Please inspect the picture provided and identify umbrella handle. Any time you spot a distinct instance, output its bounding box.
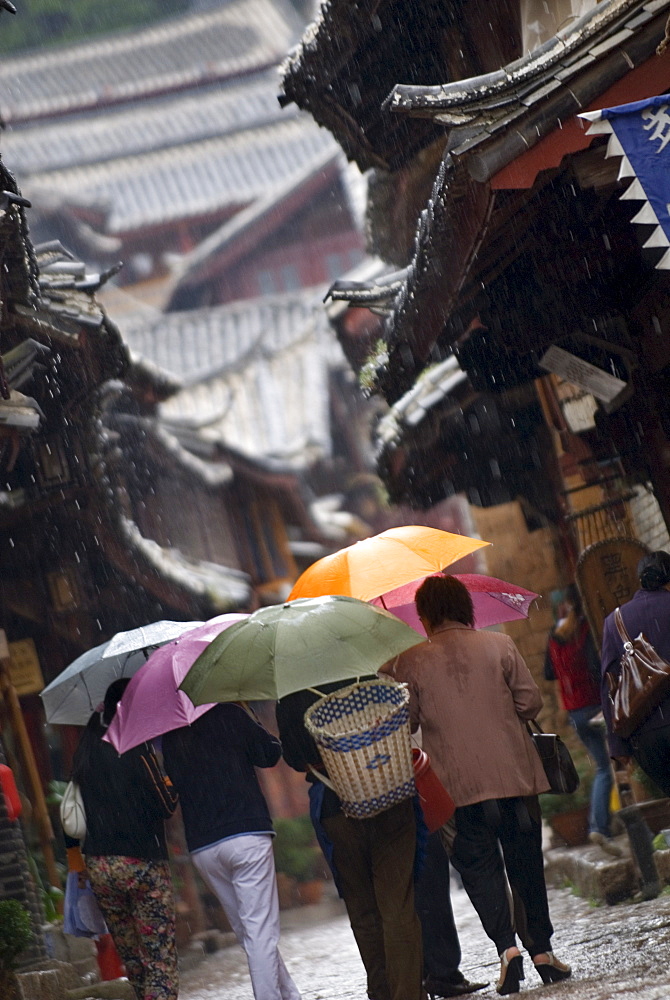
[237,701,260,722]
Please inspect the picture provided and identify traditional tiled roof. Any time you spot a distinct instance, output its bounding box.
[22,116,335,234]
[0,0,303,123]
[10,243,128,381]
[279,0,450,171]
[331,0,670,402]
[123,290,339,467]
[0,391,43,431]
[3,70,295,176]
[385,0,661,179]
[375,355,468,455]
[2,339,50,390]
[123,289,325,382]
[119,515,251,612]
[0,163,39,313]
[88,382,251,614]
[373,350,547,509]
[168,147,341,299]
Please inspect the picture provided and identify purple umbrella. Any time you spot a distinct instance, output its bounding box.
[104,613,248,754]
[371,573,538,636]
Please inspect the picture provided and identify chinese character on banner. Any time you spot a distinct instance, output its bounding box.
[580,95,670,269]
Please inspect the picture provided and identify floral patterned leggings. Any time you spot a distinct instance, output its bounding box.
[86,855,178,1000]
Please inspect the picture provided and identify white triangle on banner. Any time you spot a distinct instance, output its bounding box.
[643,226,670,249]
[579,110,604,122]
[584,120,613,136]
[620,178,646,201]
[617,156,636,180]
[606,133,625,158]
[631,202,660,225]
[655,248,670,270]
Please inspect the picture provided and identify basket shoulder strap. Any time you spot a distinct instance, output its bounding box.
[307,763,336,792]
[614,607,631,644]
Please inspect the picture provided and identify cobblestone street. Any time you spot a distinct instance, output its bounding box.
[180,882,670,1000]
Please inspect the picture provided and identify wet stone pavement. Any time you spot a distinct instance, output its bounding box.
[179,882,670,1000]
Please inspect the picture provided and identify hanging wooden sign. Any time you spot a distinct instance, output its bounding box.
[7,638,45,696]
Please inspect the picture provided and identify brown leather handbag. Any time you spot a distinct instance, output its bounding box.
[607,608,670,738]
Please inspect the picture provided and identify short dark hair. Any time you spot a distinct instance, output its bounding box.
[638,551,670,591]
[415,575,474,629]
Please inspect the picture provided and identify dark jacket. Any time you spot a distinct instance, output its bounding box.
[601,588,670,756]
[162,703,281,853]
[76,735,177,861]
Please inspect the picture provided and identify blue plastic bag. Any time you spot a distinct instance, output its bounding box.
[63,871,107,938]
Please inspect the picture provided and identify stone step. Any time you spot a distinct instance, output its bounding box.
[545,841,670,904]
[66,981,136,1000]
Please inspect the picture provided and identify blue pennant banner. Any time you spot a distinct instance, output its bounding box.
[580,94,670,268]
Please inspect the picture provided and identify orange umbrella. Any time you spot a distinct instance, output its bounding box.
[288,525,490,603]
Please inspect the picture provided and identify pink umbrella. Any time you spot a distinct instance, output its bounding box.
[371,573,538,636]
[104,613,248,754]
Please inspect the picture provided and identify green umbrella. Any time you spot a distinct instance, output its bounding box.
[180,595,425,704]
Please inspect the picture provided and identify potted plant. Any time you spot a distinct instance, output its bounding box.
[0,899,33,1000]
[540,753,594,847]
[273,816,326,907]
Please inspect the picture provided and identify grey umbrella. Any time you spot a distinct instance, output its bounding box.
[40,620,203,726]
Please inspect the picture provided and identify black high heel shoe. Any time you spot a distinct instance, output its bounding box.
[496,948,524,996]
[533,952,572,984]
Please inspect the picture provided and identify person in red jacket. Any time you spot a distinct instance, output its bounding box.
[545,585,616,850]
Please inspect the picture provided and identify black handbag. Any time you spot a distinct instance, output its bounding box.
[527,719,580,795]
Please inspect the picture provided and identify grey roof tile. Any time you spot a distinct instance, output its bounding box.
[122,290,327,382]
[0,0,303,123]
[2,71,295,176]
[123,290,339,467]
[23,117,336,233]
[588,26,635,56]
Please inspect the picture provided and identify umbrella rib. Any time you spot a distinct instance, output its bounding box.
[47,683,82,720]
[79,669,97,713]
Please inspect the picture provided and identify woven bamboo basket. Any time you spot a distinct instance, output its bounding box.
[304,677,415,819]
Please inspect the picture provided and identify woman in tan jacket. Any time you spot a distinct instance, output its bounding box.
[389,575,571,996]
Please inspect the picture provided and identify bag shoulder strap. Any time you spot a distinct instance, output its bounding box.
[614,607,631,645]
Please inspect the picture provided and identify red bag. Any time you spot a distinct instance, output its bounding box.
[412,748,455,832]
[0,764,22,821]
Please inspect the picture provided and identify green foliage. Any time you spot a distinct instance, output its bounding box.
[0,900,32,971]
[0,1,189,55]
[26,851,64,924]
[358,340,389,395]
[273,815,324,883]
[653,831,670,851]
[46,779,67,807]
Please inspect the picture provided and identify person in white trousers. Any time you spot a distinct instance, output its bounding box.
[162,703,301,1000]
[192,834,299,999]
